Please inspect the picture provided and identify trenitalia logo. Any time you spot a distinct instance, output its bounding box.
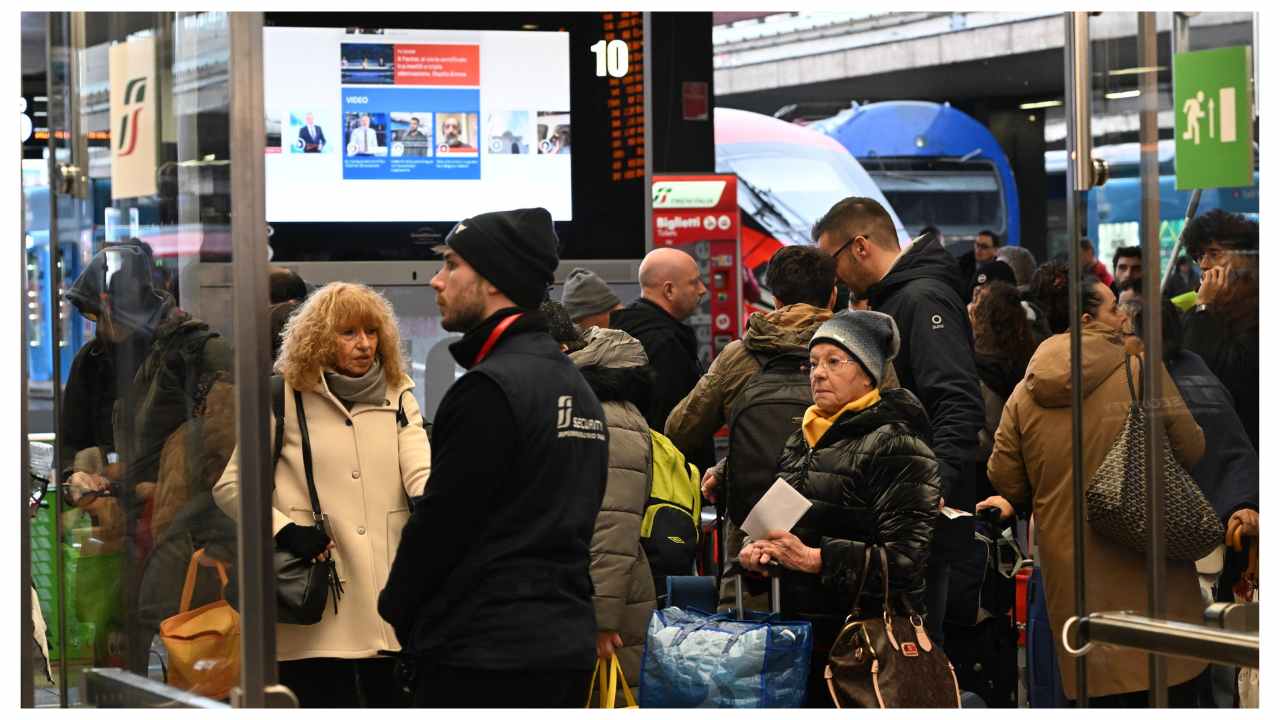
[652,180,726,208]
[116,77,147,157]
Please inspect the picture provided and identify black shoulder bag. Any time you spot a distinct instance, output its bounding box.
[272,381,343,625]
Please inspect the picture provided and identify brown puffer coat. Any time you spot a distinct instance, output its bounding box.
[570,327,657,689]
[988,322,1207,700]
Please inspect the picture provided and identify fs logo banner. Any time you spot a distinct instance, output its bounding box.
[109,36,157,199]
[116,78,147,157]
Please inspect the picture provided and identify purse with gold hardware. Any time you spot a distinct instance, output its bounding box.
[824,546,961,708]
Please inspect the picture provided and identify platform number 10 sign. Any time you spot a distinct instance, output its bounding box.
[590,40,629,78]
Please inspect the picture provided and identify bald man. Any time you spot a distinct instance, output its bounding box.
[610,248,713,470]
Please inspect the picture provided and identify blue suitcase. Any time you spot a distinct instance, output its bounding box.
[1025,567,1069,708]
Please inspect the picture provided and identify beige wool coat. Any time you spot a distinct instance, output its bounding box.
[988,323,1207,700]
[214,373,431,661]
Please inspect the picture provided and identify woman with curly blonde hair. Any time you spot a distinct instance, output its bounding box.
[214,282,431,707]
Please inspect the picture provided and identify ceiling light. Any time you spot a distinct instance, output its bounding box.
[1108,66,1166,76]
[1105,90,1141,100]
[1019,99,1062,110]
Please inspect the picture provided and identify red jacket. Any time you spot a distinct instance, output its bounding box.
[1088,259,1114,287]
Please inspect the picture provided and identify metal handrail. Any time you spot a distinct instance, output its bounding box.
[1064,611,1259,669]
[82,668,227,709]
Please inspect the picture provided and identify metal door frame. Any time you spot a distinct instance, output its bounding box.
[22,10,281,708]
[1061,12,1260,708]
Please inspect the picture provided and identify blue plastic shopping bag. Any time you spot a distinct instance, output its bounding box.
[638,606,812,708]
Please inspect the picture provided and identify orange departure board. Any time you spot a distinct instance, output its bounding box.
[601,12,645,182]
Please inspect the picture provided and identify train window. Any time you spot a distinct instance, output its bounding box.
[868,158,1006,241]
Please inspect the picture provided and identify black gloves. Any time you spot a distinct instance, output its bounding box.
[275,523,331,560]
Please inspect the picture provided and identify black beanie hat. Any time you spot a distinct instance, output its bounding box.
[443,207,560,309]
[972,260,1018,290]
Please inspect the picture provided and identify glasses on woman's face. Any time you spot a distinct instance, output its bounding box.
[801,357,861,376]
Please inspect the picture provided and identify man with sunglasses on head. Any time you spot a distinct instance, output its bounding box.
[813,197,983,647]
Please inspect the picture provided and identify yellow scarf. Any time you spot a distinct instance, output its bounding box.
[802,389,882,448]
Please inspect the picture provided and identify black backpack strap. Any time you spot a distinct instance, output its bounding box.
[271,375,285,475]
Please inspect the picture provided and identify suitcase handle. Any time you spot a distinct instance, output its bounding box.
[729,561,783,619]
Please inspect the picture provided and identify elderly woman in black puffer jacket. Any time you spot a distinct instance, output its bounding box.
[739,310,943,708]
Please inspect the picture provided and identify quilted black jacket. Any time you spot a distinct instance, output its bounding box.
[773,387,943,645]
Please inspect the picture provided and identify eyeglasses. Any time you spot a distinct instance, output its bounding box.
[1191,247,1231,264]
[801,357,861,376]
[831,236,860,259]
[975,242,995,251]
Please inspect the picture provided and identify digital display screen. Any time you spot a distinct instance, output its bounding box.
[264,27,573,223]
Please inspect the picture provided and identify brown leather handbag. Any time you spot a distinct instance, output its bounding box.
[824,546,961,708]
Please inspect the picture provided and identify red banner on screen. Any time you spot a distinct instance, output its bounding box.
[394,44,479,86]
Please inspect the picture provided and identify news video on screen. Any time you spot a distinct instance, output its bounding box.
[264,26,573,223]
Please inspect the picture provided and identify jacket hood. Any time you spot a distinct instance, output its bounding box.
[742,303,833,354]
[572,326,654,411]
[868,235,967,305]
[69,243,171,338]
[570,326,648,370]
[1023,322,1128,408]
[827,386,933,445]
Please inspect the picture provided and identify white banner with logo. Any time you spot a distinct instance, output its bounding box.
[109,36,158,200]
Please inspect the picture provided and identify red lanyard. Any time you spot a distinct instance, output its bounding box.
[473,313,523,365]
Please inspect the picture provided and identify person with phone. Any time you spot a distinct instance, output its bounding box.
[1181,209,1259,451]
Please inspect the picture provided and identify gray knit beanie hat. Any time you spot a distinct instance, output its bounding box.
[561,267,621,321]
[808,310,900,387]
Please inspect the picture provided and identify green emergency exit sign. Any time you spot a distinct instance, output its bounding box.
[1174,46,1254,190]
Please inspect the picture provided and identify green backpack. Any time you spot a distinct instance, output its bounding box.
[641,430,702,586]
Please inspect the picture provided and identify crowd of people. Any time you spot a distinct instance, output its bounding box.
[53,201,1258,709]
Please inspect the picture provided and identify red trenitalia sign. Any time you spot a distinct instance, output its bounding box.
[652,174,742,363]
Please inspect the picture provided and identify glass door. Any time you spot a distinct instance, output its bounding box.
[26,10,262,707]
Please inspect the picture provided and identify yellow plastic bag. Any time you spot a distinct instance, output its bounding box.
[158,548,240,699]
[586,655,638,709]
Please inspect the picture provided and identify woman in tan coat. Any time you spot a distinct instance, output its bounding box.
[986,279,1206,706]
[214,282,431,707]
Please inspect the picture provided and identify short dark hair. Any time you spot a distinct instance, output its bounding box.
[269,268,308,304]
[977,229,1001,247]
[1112,245,1142,271]
[1183,209,1259,259]
[1080,238,1095,251]
[765,245,836,308]
[920,225,941,240]
[812,197,900,250]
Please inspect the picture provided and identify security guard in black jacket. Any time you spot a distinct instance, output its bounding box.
[379,208,610,708]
